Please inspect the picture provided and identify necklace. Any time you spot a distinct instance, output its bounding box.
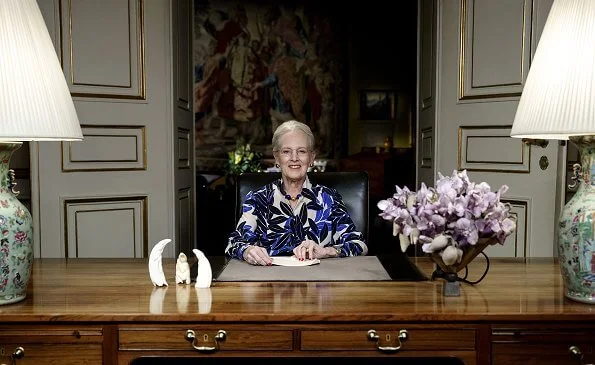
[284,193,301,202]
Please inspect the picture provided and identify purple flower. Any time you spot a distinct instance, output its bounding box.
[377,169,517,255]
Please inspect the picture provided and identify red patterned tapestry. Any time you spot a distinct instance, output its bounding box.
[193,0,343,171]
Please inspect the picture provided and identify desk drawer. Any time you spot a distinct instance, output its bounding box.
[0,326,103,365]
[119,325,294,351]
[492,325,595,365]
[301,327,476,351]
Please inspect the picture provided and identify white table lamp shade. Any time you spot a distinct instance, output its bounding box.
[0,0,82,141]
[511,0,595,139]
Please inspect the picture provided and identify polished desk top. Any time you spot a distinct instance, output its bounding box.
[2,256,594,323]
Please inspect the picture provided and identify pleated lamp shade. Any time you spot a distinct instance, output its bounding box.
[0,0,82,141]
[511,0,595,139]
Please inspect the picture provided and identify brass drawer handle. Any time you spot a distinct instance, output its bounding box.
[184,330,226,353]
[367,329,408,353]
[570,346,594,365]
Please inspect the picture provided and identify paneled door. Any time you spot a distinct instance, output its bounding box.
[418,0,560,257]
[32,0,177,258]
[172,0,196,258]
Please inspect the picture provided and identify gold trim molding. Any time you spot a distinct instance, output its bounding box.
[63,195,148,258]
[61,0,146,100]
[458,0,532,101]
[62,124,147,172]
[458,125,530,173]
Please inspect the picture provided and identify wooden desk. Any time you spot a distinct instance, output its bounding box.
[1,257,594,365]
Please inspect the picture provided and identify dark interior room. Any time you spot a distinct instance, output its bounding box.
[193,0,419,256]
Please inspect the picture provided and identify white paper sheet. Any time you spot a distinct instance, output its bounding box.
[270,256,321,267]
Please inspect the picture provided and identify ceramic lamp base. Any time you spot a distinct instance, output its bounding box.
[558,136,595,304]
[0,142,33,305]
[0,293,27,305]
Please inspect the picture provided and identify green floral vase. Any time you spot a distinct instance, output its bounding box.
[558,136,595,304]
[0,143,33,304]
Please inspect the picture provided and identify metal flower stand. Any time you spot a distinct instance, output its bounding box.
[429,237,495,297]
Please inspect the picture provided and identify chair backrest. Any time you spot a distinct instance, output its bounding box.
[235,172,369,242]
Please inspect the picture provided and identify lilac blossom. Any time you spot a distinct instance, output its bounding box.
[377,169,517,253]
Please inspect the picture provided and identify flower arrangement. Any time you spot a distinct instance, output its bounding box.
[377,169,516,271]
[225,140,262,176]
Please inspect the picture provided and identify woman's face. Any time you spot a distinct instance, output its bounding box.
[274,130,315,182]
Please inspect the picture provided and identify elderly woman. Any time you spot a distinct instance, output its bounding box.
[225,120,368,265]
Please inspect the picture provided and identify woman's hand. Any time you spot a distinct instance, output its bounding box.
[294,240,338,260]
[243,245,272,266]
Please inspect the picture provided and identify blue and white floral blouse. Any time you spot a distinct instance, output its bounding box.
[225,176,368,260]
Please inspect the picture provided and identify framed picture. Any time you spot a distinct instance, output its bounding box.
[359,90,396,120]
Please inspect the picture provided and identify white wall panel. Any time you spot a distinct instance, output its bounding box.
[436,0,558,257]
[459,0,532,101]
[62,125,146,171]
[61,0,146,99]
[64,197,147,258]
[458,126,529,172]
[35,0,174,258]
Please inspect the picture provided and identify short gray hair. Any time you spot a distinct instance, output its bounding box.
[272,120,315,151]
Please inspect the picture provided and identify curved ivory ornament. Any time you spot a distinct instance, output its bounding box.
[149,238,171,287]
[192,248,212,288]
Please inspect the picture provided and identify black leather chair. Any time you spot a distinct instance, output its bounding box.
[235,172,369,242]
